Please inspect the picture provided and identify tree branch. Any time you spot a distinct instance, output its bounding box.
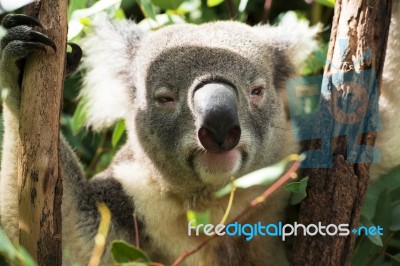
[18,0,67,264]
[292,0,392,264]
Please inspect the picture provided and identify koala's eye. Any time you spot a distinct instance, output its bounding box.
[248,84,266,105]
[154,88,177,108]
[157,96,175,103]
[250,87,264,96]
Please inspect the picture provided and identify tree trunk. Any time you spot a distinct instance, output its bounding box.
[17,0,67,264]
[292,0,392,265]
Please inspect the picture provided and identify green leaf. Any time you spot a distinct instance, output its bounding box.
[111,240,150,263]
[238,0,249,12]
[359,215,383,247]
[137,0,157,20]
[390,186,400,203]
[67,0,123,40]
[114,8,127,19]
[68,0,87,19]
[187,210,211,234]
[71,98,88,135]
[314,0,335,8]
[0,228,16,261]
[372,189,392,237]
[391,253,400,266]
[0,227,36,266]
[215,157,292,198]
[362,166,400,220]
[112,120,126,148]
[176,0,201,14]
[151,0,185,10]
[352,234,380,266]
[390,201,400,231]
[207,0,224,7]
[284,177,308,205]
[138,14,186,31]
[15,247,36,266]
[187,210,211,226]
[353,189,392,264]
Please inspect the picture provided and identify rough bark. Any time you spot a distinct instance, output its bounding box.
[292,0,392,265]
[17,0,67,264]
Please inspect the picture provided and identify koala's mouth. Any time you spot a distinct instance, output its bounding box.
[189,148,246,186]
[197,150,241,174]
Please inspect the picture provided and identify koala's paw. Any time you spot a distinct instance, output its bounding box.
[66,42,82,76]
[1,14,57,56]
[0,14,56,76]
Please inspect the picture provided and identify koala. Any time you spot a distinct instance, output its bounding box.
[0,13,317,265]
[1,5,397,266]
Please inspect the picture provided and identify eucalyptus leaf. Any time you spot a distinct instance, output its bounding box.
[138,14,185,30]
[314,0,335,8]
[0,227,36,266]
[391,253,400,265]
[68,0,87,18]
[207,0,224,7]
[0,228,16,261]
[390,201,400,231]
[68,0,123,40]
[359,215,383,247]
[111,240,150,263]
[284,177,308,205]
[151,0,185,10]
[372,189,392,239]
[137,0,157,20]
[187,210,211,226]
[112,120,126,148]
[215,158,290,198]
[362,166,400,220]
[71,98,88,135]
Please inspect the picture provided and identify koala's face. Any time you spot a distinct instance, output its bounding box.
[128,22,294,194]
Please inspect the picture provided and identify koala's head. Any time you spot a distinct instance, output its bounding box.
[81,16,319,196]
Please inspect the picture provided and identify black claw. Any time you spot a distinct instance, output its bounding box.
[66,43,82,76]
[2,14,43,29]
[29,31,57,52]
[24,42,48,54]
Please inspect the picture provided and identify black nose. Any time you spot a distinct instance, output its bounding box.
[193,83,241,152]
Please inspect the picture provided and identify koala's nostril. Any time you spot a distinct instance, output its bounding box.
[198,125,241,152]
[223,125,241,151]
[198,127,219,152]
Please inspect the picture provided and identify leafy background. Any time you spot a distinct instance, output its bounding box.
[1,0,400,265]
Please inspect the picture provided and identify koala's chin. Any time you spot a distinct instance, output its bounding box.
[193,148,242,187]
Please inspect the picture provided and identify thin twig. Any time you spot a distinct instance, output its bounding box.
[261,0,272,23]
[170,158,301,266]
[88,203,112,266]
[133,213,140,248]
[226,0,236,18]
[219,185,236,225]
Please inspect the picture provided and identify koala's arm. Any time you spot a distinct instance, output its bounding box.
[0,15,141,264]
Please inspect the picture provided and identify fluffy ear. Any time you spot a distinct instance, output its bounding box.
[254,20,321,90]
[255,20,321,66]
[79,14,145,130]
